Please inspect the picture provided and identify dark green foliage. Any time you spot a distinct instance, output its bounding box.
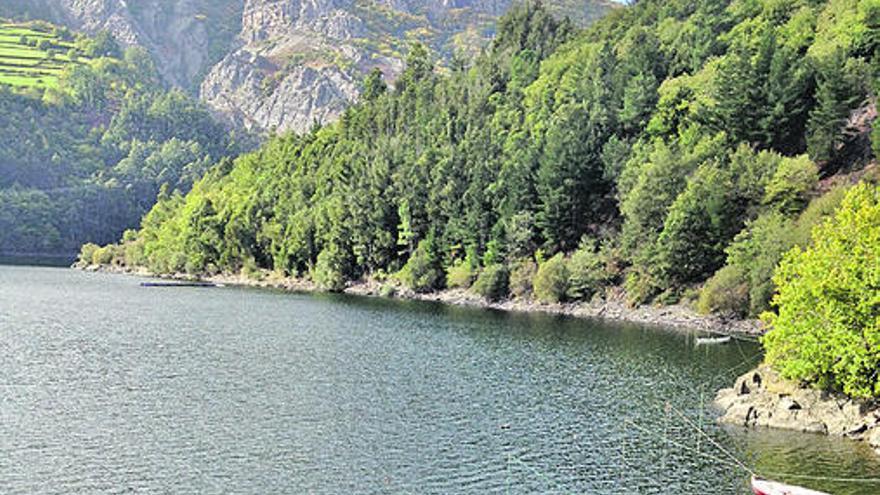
[696,265,750,318]
[362,68,387,101]
[654,161,746,289]
[398,239,443,293]
[807,51,860,163]
[81,31,122,59]
[313,245,348,292]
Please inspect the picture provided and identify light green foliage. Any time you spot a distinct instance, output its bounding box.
[704,184,850,317]
[566,239,605,301]
[91,244,123,265]
[763,155,819,214]
[534,253,569,304]
[509,259,538,299]
[472,264,510,302]
[722,212,797,316]
[762,183,880,398]
[446,254,477,289]
[78,242,100,266]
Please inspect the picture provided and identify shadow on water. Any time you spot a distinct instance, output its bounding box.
[0,254,75,267]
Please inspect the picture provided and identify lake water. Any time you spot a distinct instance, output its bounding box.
[2,266,879,494]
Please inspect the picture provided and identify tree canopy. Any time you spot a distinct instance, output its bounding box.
[92,0,880,375]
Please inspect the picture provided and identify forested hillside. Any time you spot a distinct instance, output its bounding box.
[95,0,879,323]
[0,22,241,258]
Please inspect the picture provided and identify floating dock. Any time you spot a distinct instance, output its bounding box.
[140,281,219,288]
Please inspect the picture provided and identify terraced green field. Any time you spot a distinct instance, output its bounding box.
[0,22,85,88]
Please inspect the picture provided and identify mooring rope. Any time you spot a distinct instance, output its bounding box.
[668,405,757,477]
[665,403,880,486]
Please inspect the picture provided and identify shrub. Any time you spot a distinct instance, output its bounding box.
[472,264,509,301]
[566,241,604,301]
[312,247,347,292]
[446,258,476,289]
[379,284,397,298]
[78,243,100,266]
[762,183,880,398]
[123,239,146,267]
[623,264,661,305]
[762,155,819,214]
[397,239,443,293]
[723,212,796,316]
[92,245,114,265]
[241,257,264,281]
[791,184,850,243]
[534,253,569,304]
[705,186,851,318]
[509,259,537,299]
[697,265,749,317]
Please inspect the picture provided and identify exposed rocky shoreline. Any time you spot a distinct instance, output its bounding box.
[78,264,762,335]
[715,365,880,456]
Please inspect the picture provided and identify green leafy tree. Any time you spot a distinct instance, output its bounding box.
[762,183,880,398]
[534,253,569,303]
[472,264,510,302]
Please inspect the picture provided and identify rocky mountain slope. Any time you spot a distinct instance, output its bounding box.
[4,0,616,133]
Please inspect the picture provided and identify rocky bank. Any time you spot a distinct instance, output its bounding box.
[80,263,762,335]
[715,365,880,456]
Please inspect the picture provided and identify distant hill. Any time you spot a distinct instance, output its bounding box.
[0,20,240,258]
[2,0,618,134]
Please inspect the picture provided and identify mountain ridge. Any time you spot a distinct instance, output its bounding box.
[4,0,617,133]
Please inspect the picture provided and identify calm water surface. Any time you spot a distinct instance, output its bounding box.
[1,266,879,494]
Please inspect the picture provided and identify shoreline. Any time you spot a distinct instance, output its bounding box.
[716,366,880,457]
[80,264,762,336]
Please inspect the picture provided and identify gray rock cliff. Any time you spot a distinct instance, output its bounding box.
[5,0,616,134]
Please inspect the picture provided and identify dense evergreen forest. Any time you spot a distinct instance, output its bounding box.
[91,0,880,394]
[0,24,241,257]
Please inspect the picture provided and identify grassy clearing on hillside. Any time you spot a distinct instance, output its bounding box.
[0,22,86,88]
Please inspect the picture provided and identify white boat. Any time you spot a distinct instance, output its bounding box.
[751,476,831,495]
[695,335,732,345]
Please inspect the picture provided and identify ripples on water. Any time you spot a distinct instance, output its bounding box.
[1,266,879,494]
